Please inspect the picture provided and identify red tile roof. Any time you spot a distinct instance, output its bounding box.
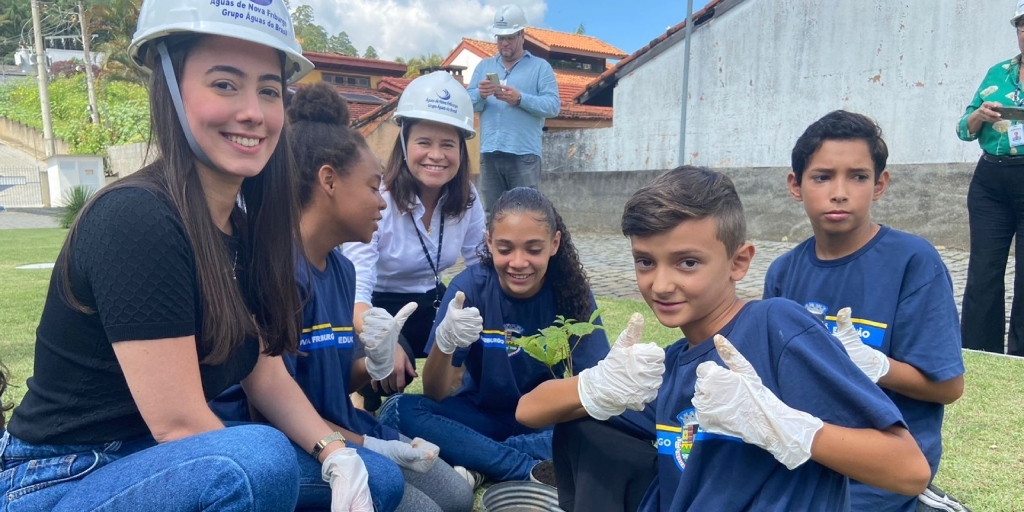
[378,77,412,96]
[524,27,626,58]
[302,51,407,75]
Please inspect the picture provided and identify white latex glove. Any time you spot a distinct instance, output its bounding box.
[834,307,890,383]
[321,447,373,512]
[578,313,666,420]
[434,292,483,355]
[693,335,824,470]
[360,302,417,381]
[363,435,439,473]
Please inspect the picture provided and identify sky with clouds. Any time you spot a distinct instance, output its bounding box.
[298,0,711,61]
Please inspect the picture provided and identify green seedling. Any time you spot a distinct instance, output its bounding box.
[509,309,604,378]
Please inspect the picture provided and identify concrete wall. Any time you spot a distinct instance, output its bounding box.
[541,163,974,250]
[0,118,70,160]
[106,142,156,179]
[605,0,1014,171]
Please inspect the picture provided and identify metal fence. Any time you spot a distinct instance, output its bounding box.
[0,166,44,207]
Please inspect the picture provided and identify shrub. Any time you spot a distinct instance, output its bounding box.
[58,185,95,229]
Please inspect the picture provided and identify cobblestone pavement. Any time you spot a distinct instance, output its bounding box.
[3,208,1013,326]
[446,232,1015,320]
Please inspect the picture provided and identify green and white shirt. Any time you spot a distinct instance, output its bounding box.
[958,55,1024,155]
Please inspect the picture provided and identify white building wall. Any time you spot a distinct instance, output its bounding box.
[451,50,484,84]
[610,0,1018,171]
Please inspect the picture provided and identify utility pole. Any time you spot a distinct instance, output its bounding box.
[78,1,100,125]
[678,0,694,167]
[31,0,57,157]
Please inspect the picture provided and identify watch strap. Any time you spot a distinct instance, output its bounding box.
[312,431,345,460]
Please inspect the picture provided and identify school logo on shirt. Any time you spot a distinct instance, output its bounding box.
[804,302,829,324]
[656,409,699,472]
[657,408,743,472]
[299,324,354,351]
[504,323,524,356]
[823,316,887,349]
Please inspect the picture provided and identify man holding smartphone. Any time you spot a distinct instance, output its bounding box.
[467,4,560,213]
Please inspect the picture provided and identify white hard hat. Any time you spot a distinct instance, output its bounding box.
[129,0,314,83]
[392,71,475,140]
[1012,0,1024,26]
[490,4,528,36]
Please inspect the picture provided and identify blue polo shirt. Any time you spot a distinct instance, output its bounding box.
[764,226,965,512]
[467,51,560,156]
[426,264,609,410]
[639,299,905,512]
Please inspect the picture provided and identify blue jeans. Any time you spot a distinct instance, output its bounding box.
[0,425,298,512]
[479,152,542,213]
[296,441,403,512]
[378,394,551,482]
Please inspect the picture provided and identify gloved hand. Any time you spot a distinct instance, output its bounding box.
[834,307,890,383]
[434,291,483,355]
[321,446,373,512]
[363,436,439,473]
[693,335,824,470]
[578,313,666,420]
[360,302,418,381]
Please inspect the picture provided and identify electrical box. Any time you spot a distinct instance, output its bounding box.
[45,155,104,207]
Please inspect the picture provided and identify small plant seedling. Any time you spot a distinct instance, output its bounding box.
[509,309,604,378]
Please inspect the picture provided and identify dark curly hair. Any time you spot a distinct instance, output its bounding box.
[479,187,593,322]
[287,82,371,208]
[1,361,11,430]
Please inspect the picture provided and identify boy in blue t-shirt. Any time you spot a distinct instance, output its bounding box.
[517,166,931,511]
[763,110,966,512]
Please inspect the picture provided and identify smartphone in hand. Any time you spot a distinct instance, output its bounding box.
[487,72,500,85]
[994,105,1024,121]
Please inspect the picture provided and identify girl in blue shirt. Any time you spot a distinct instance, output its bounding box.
[379,187,611,484]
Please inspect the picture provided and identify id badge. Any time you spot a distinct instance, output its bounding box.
[1010,124,1024,147]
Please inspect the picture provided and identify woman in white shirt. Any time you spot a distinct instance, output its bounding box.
[345,71,486,412]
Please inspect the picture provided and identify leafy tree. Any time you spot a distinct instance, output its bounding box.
[400,52,444,78]
[88,0,145,84]
[575,23,586,35]
[0,0,33,66]
[292,4,329,52]
[327,31,357,56]
[363,46,378,59]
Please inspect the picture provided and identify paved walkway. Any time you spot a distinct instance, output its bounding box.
[2,207,1013,320]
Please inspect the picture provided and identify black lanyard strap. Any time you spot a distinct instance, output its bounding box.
[412,214,445,309]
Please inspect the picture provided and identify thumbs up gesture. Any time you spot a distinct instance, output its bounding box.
[361,302,418,381]
[693,335,824,470]
[434,291,484,355]
[833,307,890,383]
[578,313,666,420]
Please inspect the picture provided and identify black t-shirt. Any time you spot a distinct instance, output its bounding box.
[7,186,259,445]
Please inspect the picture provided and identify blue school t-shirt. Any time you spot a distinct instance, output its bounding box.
[209,250,397,441]
[425,264,610,410]
[763,226,964,512]
[638,299,905,512]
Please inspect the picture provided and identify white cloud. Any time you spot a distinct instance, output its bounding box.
[296,0,548,60]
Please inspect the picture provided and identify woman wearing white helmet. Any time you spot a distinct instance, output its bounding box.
[0,1,383,511]
[344,71,486,412]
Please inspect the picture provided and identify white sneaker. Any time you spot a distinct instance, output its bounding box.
[453,465,485,490]
[918,484,971,512]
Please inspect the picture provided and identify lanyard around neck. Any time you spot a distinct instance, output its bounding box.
[412,214,445,309]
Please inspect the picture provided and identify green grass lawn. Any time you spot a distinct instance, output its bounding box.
[2,228,1023,510]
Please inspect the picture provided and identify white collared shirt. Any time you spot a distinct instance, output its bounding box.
[342,185,486,305]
